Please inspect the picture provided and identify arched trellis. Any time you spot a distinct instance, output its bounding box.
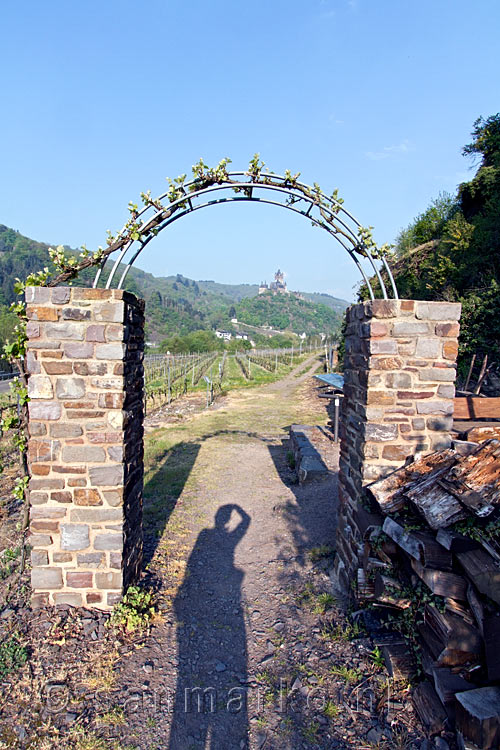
[92,170,398,300]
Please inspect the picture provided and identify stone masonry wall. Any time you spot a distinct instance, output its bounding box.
[26,287,145,608]
[334,299,461,593]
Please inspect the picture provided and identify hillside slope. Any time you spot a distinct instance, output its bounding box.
[0,225,347,343]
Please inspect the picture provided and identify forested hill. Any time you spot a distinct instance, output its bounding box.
[361,113,500,375]
[0,224,347,344]
[236,292,342,335]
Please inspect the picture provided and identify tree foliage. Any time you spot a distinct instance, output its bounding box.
[363,113,500,371]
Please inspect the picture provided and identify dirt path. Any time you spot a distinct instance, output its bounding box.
[0,357,426,749]
[108,357,423,750]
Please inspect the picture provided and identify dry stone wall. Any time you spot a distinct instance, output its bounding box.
[25,287,145,608]
[335,299,461,592]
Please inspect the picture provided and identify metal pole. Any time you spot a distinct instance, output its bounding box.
[334,396,339,442]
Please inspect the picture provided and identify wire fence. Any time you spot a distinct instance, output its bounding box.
[143,345,318,413]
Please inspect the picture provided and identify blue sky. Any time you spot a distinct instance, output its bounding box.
[1,0,498,301]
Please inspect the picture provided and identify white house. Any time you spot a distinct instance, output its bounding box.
[215,330,232,340]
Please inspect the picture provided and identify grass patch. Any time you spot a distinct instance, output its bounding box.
[307,545,334,563]
[0,634,27,677]
[330,664,362,684]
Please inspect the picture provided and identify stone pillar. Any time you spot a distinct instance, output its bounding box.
[25,287,145,609]
[335,299,460,592]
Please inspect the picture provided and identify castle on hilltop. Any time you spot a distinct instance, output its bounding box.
[259,269,289,295]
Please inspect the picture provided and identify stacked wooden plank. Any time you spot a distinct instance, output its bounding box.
[355,439,500,749]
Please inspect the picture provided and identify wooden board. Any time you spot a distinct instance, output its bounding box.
[455,686,500,749]
[432,666,474,705]
[457,549,500,606]
[411,558,468,600]
[412,681,448,735]
[483,614,500,681]
[454,396,500,420]
[443,440,500,517]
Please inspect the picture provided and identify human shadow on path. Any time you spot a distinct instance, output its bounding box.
[168,504,251,750]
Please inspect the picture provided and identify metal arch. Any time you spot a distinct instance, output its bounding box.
[93,171,398,299]
[114,195,377,300]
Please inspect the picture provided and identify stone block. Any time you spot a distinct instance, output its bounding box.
[435,322,460,337]
[371,357,405,370]
[60,524,90,551]
[70,508,122,522]
[62,307,91,321]
[368,300,399,318]
[393,321,430,336]
[108,446,123,462]
[46,322,84,340]
[30,479,65,493]
[25,287,50,303]
[50,423,83,438]
[43,361,73,375]
[98,392,124,409]
[30,533,53,547]
[61,446,106,463]
[29,423,47,437]
[29,492,48,505]
[89,465,124,486]
[397,390,434,400]
[416,400,454,415]
[443,340,459,360]
[96,571,122,589]
[90,377,123,390]
[28,438,60,462]
[385,372,412,388]
[31,519,60,532]
[94,533,123,550]
[77,553,106,568]
[411,418,425,430]
[95,343,125,360]
[31,567,63,589]
[53,552,73,562]
[415,338,441,358]
[51,288,71,304]
[53,593,83,606]
[94,301,125,323]
[103,490,123,507]
[86,592,102,604]
[382,444,411,462]
[416,302,461,321]
[30,507,67,519]
[26,306,58,321]
[105,324,124,341]
[26,351,41,374]
[26,321,40,338]
[63,342,94,359]
[28,377,54,399]
[366,391,395,405]
[66,572,93,588]
[369,339,398,355]
[55,378,86,399]
[365,424,399,442]
[31,550,48,566]
[86,324,106,342]
[419,367,456,382]
[438,384,455,398]
[74,362,108,375]
[426,416,454,431]
[74,489,102,506]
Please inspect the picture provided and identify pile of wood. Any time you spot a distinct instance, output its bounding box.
[356,439,500,749]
